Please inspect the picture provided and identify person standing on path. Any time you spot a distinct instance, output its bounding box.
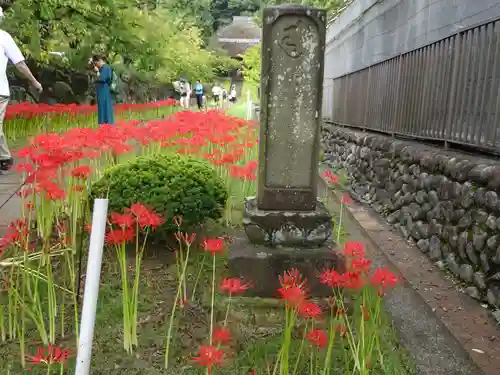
[211,84,221,109]
[194,79,204,111]
[92,55,115,125]
[228,84,237,105]
[178,77,191,109]
[0,7,42,171]
[221,87,228,109]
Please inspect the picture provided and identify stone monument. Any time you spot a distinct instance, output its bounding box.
[228,4,344,297]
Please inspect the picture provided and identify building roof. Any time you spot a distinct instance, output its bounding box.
[216,16,262,57]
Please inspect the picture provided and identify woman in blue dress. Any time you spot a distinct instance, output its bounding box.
[92,55,115,125]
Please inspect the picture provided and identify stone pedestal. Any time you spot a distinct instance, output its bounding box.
[228,234,345,298]
[243,197,332,248]
[227,5,345,298]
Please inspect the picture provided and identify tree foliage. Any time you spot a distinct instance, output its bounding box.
[241,0,352,88]
[0,0,238,83]
[257,0,352,23]
[240,43,261,88]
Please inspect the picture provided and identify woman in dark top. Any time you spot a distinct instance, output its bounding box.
[92,55,115,125]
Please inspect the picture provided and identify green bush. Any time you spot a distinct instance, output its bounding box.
[90,153,228,233]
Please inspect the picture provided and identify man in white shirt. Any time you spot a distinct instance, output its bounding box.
[211,84,221,108]
[0,6,43,171]
[178,77,191,109]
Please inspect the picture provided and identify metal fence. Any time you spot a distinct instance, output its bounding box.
[325,17,500,153]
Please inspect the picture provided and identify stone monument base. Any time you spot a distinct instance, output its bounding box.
[243,197,333,248]
[228,234,345,298]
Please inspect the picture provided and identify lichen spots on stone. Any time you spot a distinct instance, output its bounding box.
[262,11,324,188]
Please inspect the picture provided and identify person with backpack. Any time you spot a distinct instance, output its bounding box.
[194,79,204,111]
[178,77,191,109]
[92,55,115,125]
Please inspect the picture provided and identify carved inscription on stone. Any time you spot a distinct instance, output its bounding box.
[264,15,321,189]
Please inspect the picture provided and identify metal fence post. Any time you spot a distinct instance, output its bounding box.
[443,34,462,150]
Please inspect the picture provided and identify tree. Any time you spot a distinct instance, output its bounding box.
[1,0,237,83]
[240,0,352,88]
[254,0,352,25]
[240,43,260,88]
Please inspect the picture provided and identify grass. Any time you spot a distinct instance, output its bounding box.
[0,107,417,375]
[0,237,416,375]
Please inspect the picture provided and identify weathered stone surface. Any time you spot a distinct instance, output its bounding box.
[231,6,335,299]
[257,4,326,211]
[465,286,480,300]
[459,264,474,283]
[321,124,500,308]
[486,284,500,306]
[228,235,345,297]
[243,196,332,247]
[473,271,487,290]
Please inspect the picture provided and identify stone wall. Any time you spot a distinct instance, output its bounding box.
[321,124,500,307]
[7,62,175,105]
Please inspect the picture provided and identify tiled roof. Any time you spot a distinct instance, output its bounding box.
[216,16,262,57]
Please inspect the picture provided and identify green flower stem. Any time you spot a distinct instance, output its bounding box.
[165,242,192,369]
[190,253,207,302]
[209,254,216,345]
[292,320,309,375]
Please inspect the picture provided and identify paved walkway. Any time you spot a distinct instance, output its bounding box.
[0,167,22,235]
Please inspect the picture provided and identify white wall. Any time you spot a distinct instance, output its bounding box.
[325,0,500,79]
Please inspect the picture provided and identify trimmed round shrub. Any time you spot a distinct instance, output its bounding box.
[90,153,228,233]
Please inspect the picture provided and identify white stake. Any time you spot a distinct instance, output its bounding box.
[246,89,252,120]
[75,199,109,375]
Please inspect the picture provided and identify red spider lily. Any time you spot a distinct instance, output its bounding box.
[299,301,322,319]
[203,238,225,256]
[0,219,30,251]
[306,329,328,349]
[109,212,135,228]
[16,162,34,173]
[36,180,65,201]
[322,169,339,184]
[126,203,164,229]
[70,165,92,179]
[28,344,71,366]
[277,285,306,309]
[341,192,352,205]
[351,257,371,274]
[213,327,232,345]
[370,267,400,296]
[343,241,365,259]
[279,268,307,290]
[319,268,343,288]
[105,228,135,245]
[342,271,365,290]
[219,278,252,295]
[192,345,225,374]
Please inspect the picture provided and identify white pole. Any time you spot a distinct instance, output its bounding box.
[75,199,109,375]
[246,89,252,120]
